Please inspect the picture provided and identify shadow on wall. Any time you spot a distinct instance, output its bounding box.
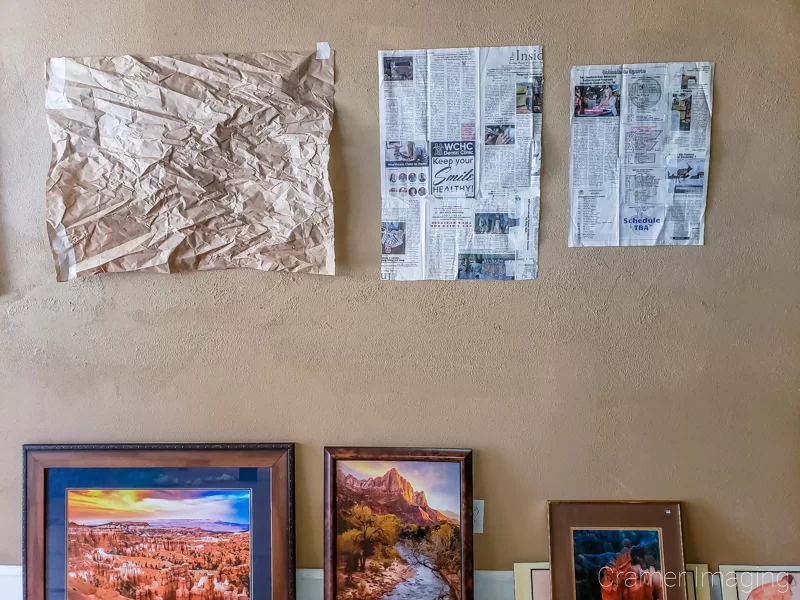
[681,500,757,567]
[0,137,10,296]
[328,83,351,273]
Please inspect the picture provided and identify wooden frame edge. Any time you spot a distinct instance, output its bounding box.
[462,449,474,600]
[323,447,335,600]
[547,500,685,506]
[270,444,296,600]
[24,447,45,600]
[324,446,472,461]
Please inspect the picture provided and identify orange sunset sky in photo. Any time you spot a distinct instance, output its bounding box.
[68,489,251,525]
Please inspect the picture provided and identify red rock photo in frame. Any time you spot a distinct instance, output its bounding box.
[335,460,462,600]
[66,489,251,600]
[24,444,295,600]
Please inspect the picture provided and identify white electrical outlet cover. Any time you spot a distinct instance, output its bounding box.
[473,499,484,533]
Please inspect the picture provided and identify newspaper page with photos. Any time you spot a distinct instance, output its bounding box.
[379,46,542,280]
[568,62,713,247]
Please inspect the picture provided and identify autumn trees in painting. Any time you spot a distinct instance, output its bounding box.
[339,505,401,574]
[403,522,462,600]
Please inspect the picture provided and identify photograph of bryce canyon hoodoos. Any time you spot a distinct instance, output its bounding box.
[66,489,251,600]
[335,460,462,600]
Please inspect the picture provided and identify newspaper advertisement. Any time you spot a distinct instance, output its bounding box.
[379,46,542,280]
[569,62,713,247]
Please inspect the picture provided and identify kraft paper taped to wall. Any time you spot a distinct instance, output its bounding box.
[45,50,335,280]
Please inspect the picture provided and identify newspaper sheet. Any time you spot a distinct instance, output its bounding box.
[568,62,713,247]
[379,46,542,280]
[45,49,335,280]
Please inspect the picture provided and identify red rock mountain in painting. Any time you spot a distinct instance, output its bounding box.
[337,468,458,526]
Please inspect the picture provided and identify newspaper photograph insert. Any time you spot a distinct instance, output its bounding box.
[379,46,542,280]
[568,62,713,247]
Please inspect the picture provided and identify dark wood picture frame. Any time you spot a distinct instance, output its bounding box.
[324,446,473,600]
[548,501,686,600]
[23,442,295,600]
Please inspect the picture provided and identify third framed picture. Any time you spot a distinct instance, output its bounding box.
[719,565,799,600]
[514,561,707,600]
[324,446,473,600]
[548,501,686,600]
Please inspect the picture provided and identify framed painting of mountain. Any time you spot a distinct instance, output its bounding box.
[324,447,473,600]
[23,443,294,600]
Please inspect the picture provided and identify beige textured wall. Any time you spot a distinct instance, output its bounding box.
[1,0,799,572]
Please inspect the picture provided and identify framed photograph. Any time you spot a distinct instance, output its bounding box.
[719,565,799,600]
[514,562,551,600]
[548,501,686,600]
[686,564,712,600]
[23,443,295,600]
[324,447,473,600]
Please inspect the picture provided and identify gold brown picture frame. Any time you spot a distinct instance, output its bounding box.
[548,501,686,600]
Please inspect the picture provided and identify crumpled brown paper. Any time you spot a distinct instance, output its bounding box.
[45,50,335,280]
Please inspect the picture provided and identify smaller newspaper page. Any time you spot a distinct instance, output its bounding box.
[379,46,542,280]
[568,62,713,247]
